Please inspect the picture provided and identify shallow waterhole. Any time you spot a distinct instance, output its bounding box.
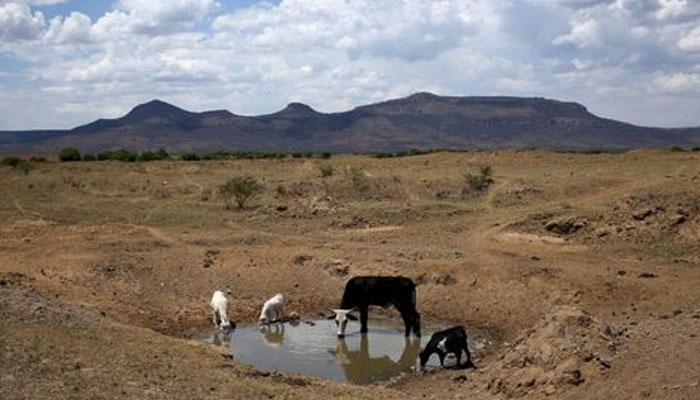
[200,318,483,385]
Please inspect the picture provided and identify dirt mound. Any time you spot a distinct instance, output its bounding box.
[476,306,624,398]
[583,191,700,251]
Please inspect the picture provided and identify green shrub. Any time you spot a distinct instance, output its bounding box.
[154,148,170,160]
[346,166,368,191]
[137,151,158,162]
[59,148,81,162]
[319,164,334,178]
[219,176,263,209]
[181,152,200,161]
[692,146,700,152]
[291,153,303,158]
[463,164,494,193]
[83,154,97,161]
[320,152,332,159]
[3,157,34,174]
[2,156,23,167]
[29,156,46,163]
[669,146,686,152]
[110,149,137,162]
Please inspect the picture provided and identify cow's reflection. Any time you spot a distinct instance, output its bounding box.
[330,335,421,384]
[212,330,232,347]
[259,322,285,348]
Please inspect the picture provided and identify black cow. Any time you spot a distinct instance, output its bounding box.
[419,325,474,369]
[329,276,421,337]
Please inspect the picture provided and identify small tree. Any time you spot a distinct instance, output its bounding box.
[1,156,22,167]
[219,176,263,209]
[181,152,200,161]
[59,147,81,162]
[463,164,494,194]
[319,164,334,178]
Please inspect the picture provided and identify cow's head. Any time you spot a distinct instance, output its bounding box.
[327,309,358,338]
[419,346,431,369]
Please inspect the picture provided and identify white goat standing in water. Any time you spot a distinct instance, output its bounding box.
[210,290,231,330]
[259,293,285,325]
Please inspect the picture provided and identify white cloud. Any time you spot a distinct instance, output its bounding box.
[678,25,700,52]
[0,3,45,41]
[654,72,700,93]
[44,11,92,44]
[93,0,219,37]
[1,0,700,129]
[212,0,479,62]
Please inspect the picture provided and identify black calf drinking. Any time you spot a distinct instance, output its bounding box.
[419,325,474,369]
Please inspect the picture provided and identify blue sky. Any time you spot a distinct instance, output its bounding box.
[1,0,700,130]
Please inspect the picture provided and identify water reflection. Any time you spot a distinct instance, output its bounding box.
[259,322,285,348]
[202,319,439,384]
[211,330,231,347]
[331,335,421,384]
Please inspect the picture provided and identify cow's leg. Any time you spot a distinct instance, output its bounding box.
[404,314,411,337]
[213,310,220,327]
[398,310,409,337]
[455,348,463,369]
[438,351,446,366]
[360,306,369,334]
[413,312,421,337]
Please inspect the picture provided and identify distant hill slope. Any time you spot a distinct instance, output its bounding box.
[2,93,700,153]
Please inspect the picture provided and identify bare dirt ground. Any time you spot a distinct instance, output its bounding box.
[1,150,699,399]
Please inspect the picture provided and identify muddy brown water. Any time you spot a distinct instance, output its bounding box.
[201,318,482,385]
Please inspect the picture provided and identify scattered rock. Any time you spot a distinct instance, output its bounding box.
[415,272,457,286]
[203,249,220,268]
[451,374,468,383]
[617,270,627,276]
[276,205,288,212]
[560,369,584,386]
[324,259,350,276]
[638,272,658,279]
[292,255,312,265]
[671,214,687,225]
[632,209,655,221]
[544,385,557,395]
[544,218,587,235]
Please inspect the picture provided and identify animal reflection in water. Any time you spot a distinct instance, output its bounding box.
[259,322,286,348]
[329,335,421,384]
[211,330,232,347]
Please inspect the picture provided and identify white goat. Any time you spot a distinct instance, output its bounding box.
[210,290,231,330]
[259,293,285,325]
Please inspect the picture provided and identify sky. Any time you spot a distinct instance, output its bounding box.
[1,0,699,130]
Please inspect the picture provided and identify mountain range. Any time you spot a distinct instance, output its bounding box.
[2,92,700,154]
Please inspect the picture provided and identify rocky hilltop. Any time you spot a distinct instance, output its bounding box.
[2,93,699,153]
